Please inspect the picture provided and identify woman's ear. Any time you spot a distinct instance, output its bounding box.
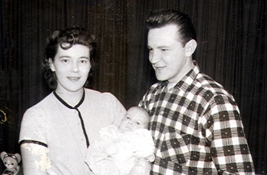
[185,39,197,57]
[48,58,55,71]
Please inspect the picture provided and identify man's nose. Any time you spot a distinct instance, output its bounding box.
[149,51,161,64]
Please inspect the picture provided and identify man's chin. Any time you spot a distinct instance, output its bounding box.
[155,75,167,82]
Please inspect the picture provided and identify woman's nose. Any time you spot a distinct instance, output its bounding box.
[71,62,79,72]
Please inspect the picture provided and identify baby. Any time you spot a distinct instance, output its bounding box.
[85,106,155,175]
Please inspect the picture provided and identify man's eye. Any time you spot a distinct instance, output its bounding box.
[136,122,140,125]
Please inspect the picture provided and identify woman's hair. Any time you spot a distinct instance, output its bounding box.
[146,9,196,46]
[43,26,97,89]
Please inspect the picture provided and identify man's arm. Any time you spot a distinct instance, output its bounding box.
[206,94,254,174]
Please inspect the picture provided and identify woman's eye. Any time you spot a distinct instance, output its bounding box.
[61,59,69,63]
[80,59,88,64]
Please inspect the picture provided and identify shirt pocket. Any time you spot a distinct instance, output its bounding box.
[160,127,190,165]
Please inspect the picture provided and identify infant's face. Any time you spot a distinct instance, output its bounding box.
[118,107,149,132]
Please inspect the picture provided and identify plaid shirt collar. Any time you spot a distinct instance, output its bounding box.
[158,61,200,92]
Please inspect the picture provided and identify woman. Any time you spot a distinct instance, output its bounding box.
[19,27,126,175]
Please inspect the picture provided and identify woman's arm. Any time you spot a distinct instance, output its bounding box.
[19,109,49,174]
[20,143,50,175]
[105,92,126,126]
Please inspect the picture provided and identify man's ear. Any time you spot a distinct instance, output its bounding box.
[185,39,197,57]
[48,58,55,71]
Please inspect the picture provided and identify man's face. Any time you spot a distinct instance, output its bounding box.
[147,24,190,84]
[49,44,91,93]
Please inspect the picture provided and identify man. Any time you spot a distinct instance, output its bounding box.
[139,9,254,174]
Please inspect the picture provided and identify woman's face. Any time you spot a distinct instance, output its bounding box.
[49,44,91,93]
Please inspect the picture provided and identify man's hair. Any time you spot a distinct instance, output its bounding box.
[146,9,196,46]
[43,26,96,89]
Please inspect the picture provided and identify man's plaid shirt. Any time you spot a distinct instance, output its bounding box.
[139,63,254,175]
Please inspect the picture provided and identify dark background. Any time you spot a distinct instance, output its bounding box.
[0,0,266,174]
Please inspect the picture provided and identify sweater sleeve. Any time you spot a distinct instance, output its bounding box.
[19,108,50,175]
[104,92,126,126]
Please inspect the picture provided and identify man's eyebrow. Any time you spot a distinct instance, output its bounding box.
[147,45,170,49]
[157,45,171,48]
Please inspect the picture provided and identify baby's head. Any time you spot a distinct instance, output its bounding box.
[118,106,149,132]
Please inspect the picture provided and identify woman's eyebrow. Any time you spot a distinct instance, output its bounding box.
[58,55,71,58]
[80,56,89,59]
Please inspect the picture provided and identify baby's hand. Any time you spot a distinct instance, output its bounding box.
[145,154,155,162]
